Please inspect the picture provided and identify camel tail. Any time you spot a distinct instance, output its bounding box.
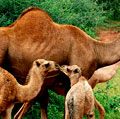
[67,97,74,119]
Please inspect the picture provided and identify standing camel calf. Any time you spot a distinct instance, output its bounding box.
[62,61,120,119]
[0,59,59,119]
[61,65,95,119]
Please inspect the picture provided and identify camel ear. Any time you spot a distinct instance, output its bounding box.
[35,61,40,67]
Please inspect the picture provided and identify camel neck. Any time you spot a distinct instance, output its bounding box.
[16,68,44,102]
[94,39,120,65]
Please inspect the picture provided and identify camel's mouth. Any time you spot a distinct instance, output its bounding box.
[46,63,60,74]
[45,69,60,78]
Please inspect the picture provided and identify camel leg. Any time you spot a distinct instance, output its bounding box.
[88,64,120,119]
[88,79,105,119]
[65,109,70,119]
[88,75,98,89]
[94,98,105,119]
[40,91,49,119]
[40,108,47,119]
[65,101,70,119]
[14,102,32,119]
[88,62,120,89]
[87,112,95,119]
[1,104,14,119]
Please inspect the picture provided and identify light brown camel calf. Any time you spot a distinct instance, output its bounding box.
[63,61,120,119]
[0,59,59,119]
[61,65,95,119]
[14,69,71,119]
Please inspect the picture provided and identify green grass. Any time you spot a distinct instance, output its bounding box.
[94,68,120,119]
[100,20,120,31]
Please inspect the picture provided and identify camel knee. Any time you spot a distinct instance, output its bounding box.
[87,112,95,119]
[88,75,99,88]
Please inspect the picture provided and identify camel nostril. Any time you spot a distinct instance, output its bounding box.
[45,63,50,68]
[67,68,71,72]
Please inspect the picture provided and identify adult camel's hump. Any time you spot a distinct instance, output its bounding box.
[0,7,120,82]
[0,7,95,81]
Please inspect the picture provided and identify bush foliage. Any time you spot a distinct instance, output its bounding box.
[96,0,120,20]
[0,0,106,36]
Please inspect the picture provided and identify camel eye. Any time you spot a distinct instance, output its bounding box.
[73,69,79,73]
[44,63,50,68]
[36,61,40,67]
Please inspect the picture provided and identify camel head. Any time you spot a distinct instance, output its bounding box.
[61,65,81,86]
[32,59,59,76]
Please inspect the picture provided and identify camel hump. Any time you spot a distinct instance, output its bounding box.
[8,7,53,27]
[18,7,52,20]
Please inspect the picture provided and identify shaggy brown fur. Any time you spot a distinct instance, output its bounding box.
[0,7,120,118]
[61,65,108,119]
[0,59,59,119]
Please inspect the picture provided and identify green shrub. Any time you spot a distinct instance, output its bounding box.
[96,0,120,20]
[0,0,106,36]
[47,91,64,119]
[94,80,120,119]
[22,90,64,119]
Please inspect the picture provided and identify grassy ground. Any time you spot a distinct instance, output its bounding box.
[94,68,120,119]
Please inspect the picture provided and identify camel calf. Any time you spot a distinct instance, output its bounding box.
[0,59,59,119]
[61,65,95,119]
[62,61,120,119]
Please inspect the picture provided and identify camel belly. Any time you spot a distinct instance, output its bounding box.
[6,39,69,83]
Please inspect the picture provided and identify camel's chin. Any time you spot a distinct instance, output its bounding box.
[46,69,60,77]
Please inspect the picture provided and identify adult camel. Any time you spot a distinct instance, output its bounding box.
[0,7,120,118]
